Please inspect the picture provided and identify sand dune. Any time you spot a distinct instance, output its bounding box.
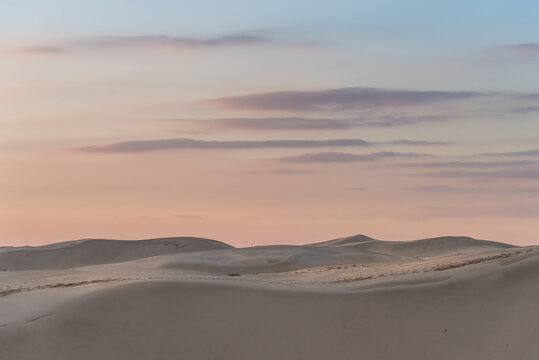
[0,235,537,360]
[0,237,232,271]
[311,234,515,257]
[1,249,538,360]
[156,245,397,274]
[0,234,514,272]
[309,233,379,246]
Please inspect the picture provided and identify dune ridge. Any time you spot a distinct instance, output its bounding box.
[0,234,516,272]
[1,248,538,360]
[0,237,232,271]
[0,234,537,360]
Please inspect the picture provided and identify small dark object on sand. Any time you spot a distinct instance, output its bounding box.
[227,273,241,277]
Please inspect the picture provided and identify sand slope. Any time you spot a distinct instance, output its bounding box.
[0,237,233,270]
[155,235,516,276]
[156,245,398,274]
[1,250,538,360]
[311,234,516,257]
[0,235,513,273]
[0,235,537,360]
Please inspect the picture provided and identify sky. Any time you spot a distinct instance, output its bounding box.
[2,0,539,246]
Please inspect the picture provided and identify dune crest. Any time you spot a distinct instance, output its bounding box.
[1,234,537,360]
[0,237,233,271]
[1,249,538,360]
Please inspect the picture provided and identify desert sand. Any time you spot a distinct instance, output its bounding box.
[0,234,538,360]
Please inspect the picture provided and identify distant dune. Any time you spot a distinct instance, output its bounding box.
[156,245,397,274]
[0,234,537,360]
[0,234,515,272]
[310,234,515,257]
[0,247,13,254]
[0,237,232,271]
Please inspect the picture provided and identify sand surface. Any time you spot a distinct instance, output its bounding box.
[0,235,538,359]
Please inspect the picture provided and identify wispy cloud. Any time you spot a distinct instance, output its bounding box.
[277,151,425,163]
[411,185,539,195]
[76,138,375,153]
[515,187,539,196]
[405,160,537,168]
[347,186,366,191]
[19,46,64,55]
[209,87,483,112]
[409,185,467,192]
[351,115,448,127]
[485,149,539,157]
[241,168,312,175]
[511,106,539,113]
[163,114,450,132]
[75,136,445,154]
[389,139,447,146]
[20,33,273,54]
[494,43,539,56]
[72,34,270,49]
[414,204,539,219]
[136,214,204,220]
[424,167,539,179]
[519,93,539,101]
[168,117,354,131]
[174,214,204,220]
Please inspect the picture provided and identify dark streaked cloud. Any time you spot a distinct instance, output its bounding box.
[163,114,450,131]
[173,214,204,220]
[519,93,539,101]
[170,117,354,131]
[485,149,539,157]
[72,34,270,50]
[76,138,374,153]
[511,106,539,113]
[494,43,539,56]
[19,46,64,55]
[424,167,539,179]
[414,204,539,219]
[210,87,482,112]
[277,151,424,163]
[389,139,447,146]
[409,185,464,192]
[76,136,445,153]
[515,188,539,196]
[412,185,539,195]
[405,160,537,168]
[353,114,448,127]
[22,33,272,54]
[136,214,204,220]
[241,168,312,175]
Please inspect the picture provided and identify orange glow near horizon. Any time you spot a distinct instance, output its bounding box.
[2,3,539,247]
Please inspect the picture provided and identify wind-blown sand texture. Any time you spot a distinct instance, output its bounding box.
[0,235,538,360]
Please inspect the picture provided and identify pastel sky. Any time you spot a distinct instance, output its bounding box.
[2,0,539,246]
